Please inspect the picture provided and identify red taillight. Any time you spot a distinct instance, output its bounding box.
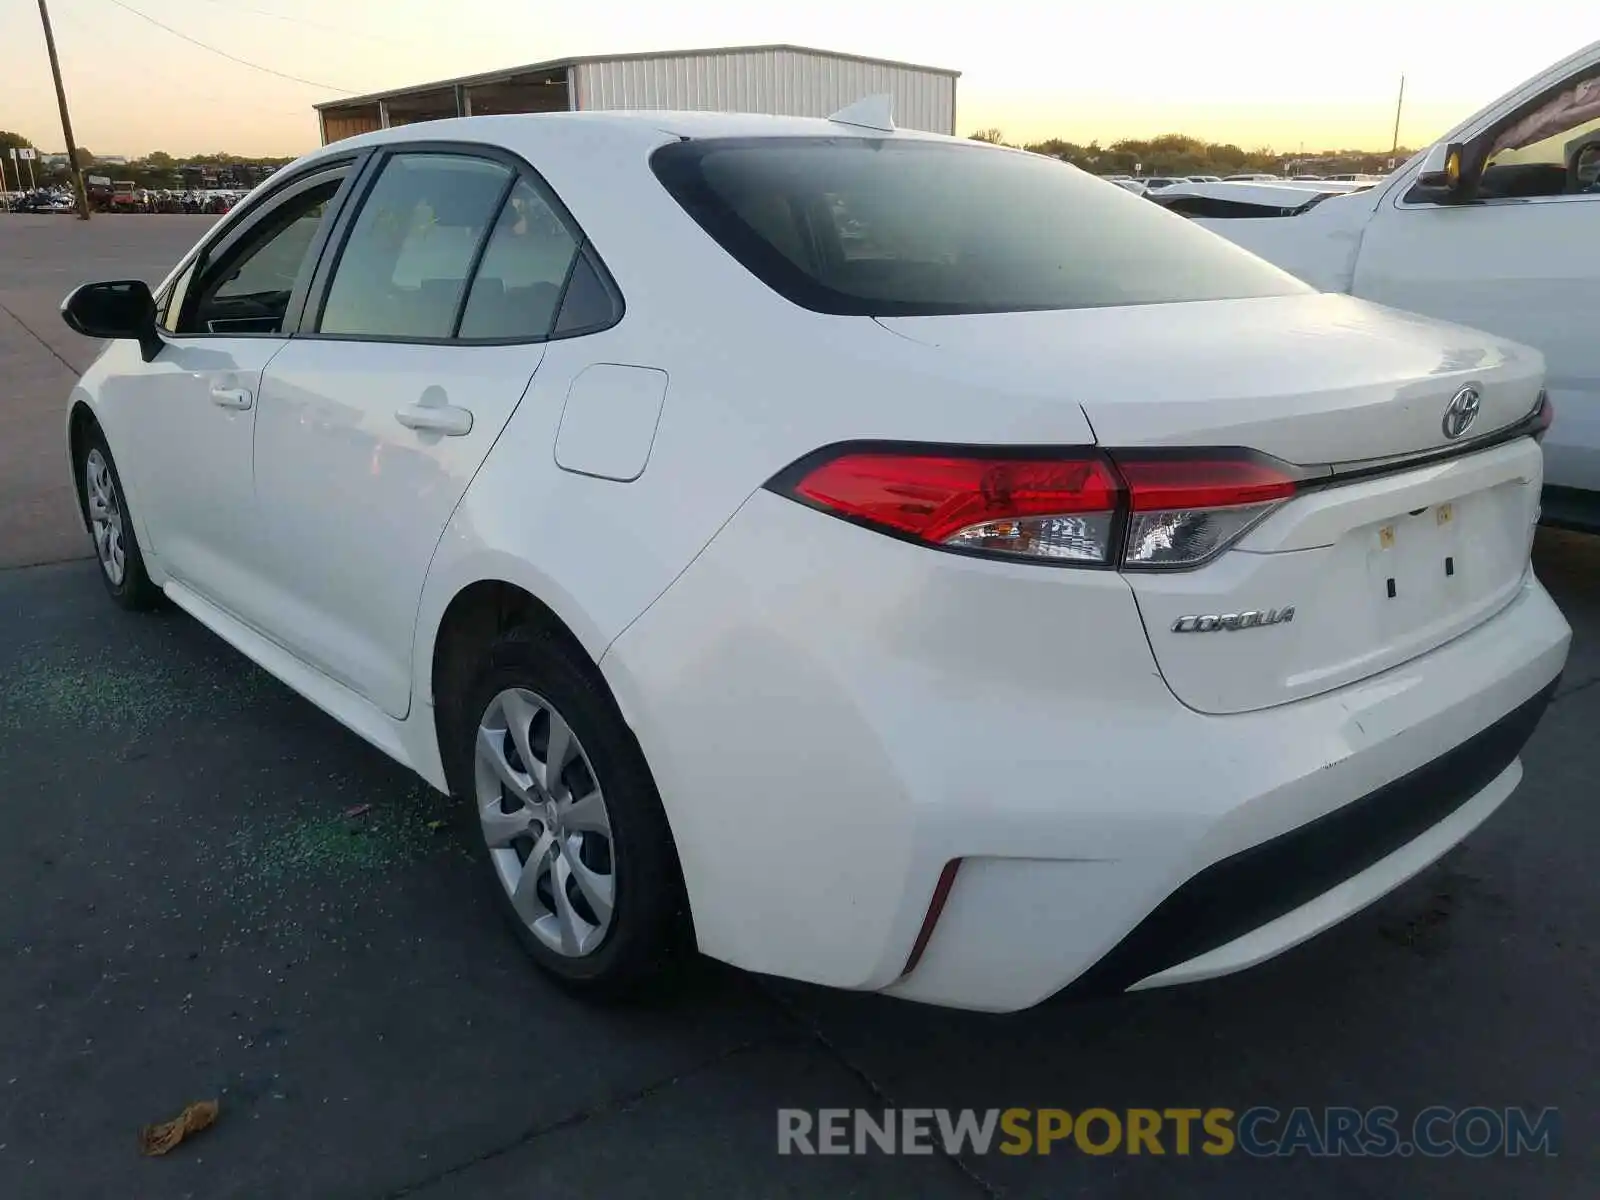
[1114,452,1300,570]
[771,444,1301,569]
[1532,390,1554,439]
[785,449,1123,564]
[1114,456,1299,511]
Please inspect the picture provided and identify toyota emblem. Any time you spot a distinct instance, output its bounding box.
[1442,387,1481,440]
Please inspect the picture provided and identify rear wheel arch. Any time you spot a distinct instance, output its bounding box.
[429,580,606,785]
[429,578,697,984]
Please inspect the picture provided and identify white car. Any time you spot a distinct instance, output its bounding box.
[59,109,1569,1012]
[1193,39,1600,528]
[1148,179,1374,219]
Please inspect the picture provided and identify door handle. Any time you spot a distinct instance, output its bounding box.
[209,386,253,410]
[396,403,473,437]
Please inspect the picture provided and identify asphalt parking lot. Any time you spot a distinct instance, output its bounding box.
[1,214,1596,1199]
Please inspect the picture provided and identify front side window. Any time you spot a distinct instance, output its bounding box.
[158,260,196,332]
[320,154,513,339]
[651,138,1310,317]
[176,178,342,335]
[1479,71,1600,198]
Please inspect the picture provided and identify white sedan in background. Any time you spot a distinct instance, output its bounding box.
[60,107,1568,1011]
[1191,38,1600,529]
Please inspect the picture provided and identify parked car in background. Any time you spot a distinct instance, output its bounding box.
[1192,38,1600,529]
[58,109,1568,1012]
[1147,179,1370,218]
[8,189,71,213]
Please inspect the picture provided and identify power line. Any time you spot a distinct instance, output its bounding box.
[189,0,416,49]
[100,0,355,93]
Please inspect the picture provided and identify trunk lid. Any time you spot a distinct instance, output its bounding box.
[879,293,1542,465]
[882,294,1547,713]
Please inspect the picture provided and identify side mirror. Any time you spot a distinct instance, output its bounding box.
[1415,142,1465,191]
[60,280,163,362]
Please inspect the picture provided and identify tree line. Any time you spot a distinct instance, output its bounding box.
[1,131,292,189]
[968,129,1413,176]
[3,125,1413,191]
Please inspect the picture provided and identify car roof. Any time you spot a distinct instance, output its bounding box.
[304,109,958,168]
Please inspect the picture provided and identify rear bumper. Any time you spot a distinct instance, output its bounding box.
[1064,678,1555,997]
[601,490,1571,1012]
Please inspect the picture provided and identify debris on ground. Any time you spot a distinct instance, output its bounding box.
[342,803,373,819]
[139,1099,219,1157]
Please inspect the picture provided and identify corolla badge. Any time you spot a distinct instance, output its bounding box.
[1442,387,1481,440]
[1171,607,1296,633]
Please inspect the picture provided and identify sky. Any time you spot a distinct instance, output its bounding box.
[0,0,1592,158]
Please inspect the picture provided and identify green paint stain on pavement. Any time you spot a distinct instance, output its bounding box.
[227,784,450,886]
[211,781,461,943]
[0,647,277,733]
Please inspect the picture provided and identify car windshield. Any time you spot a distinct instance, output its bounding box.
[651,137,1309,317]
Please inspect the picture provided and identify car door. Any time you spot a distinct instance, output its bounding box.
[114,161,356,622]
[1351,65,1600,498]
[252,146,590,718]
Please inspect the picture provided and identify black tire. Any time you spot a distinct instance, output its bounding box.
[76,423,163,611]
[449,624,690,998]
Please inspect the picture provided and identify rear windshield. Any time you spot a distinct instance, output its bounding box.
[650,137,1311,317]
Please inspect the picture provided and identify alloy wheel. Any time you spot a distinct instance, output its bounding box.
[473,687,617,957]
[84,448,126,586]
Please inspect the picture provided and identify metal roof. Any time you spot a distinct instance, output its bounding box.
[314,44,961,111]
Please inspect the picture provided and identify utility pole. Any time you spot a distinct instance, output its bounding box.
[1395,75,1408,157]
[36,0,90,220]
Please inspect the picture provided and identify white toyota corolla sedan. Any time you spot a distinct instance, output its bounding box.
[59,108,1570,1011]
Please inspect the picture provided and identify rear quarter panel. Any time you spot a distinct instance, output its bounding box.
[411,117,1099,704]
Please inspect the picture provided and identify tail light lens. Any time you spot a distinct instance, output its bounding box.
[1115,455,1299,569]
[1532,390,1554,441]
[784,449,1123,564]
[770,444,1302,570]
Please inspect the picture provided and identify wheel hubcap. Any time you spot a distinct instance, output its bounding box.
[473,688,616,957]
[84,449,126,585]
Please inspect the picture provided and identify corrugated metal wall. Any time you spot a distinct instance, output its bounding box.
[575,49,956,134]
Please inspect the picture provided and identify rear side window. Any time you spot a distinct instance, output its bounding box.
[457,178,579,339]
[551,248,617,336]
[319,154,512,339]
[651,138,1311,316]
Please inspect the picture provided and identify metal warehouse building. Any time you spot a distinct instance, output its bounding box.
[314,44,959,144]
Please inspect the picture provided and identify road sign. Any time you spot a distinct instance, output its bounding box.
[16,148,37,160]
